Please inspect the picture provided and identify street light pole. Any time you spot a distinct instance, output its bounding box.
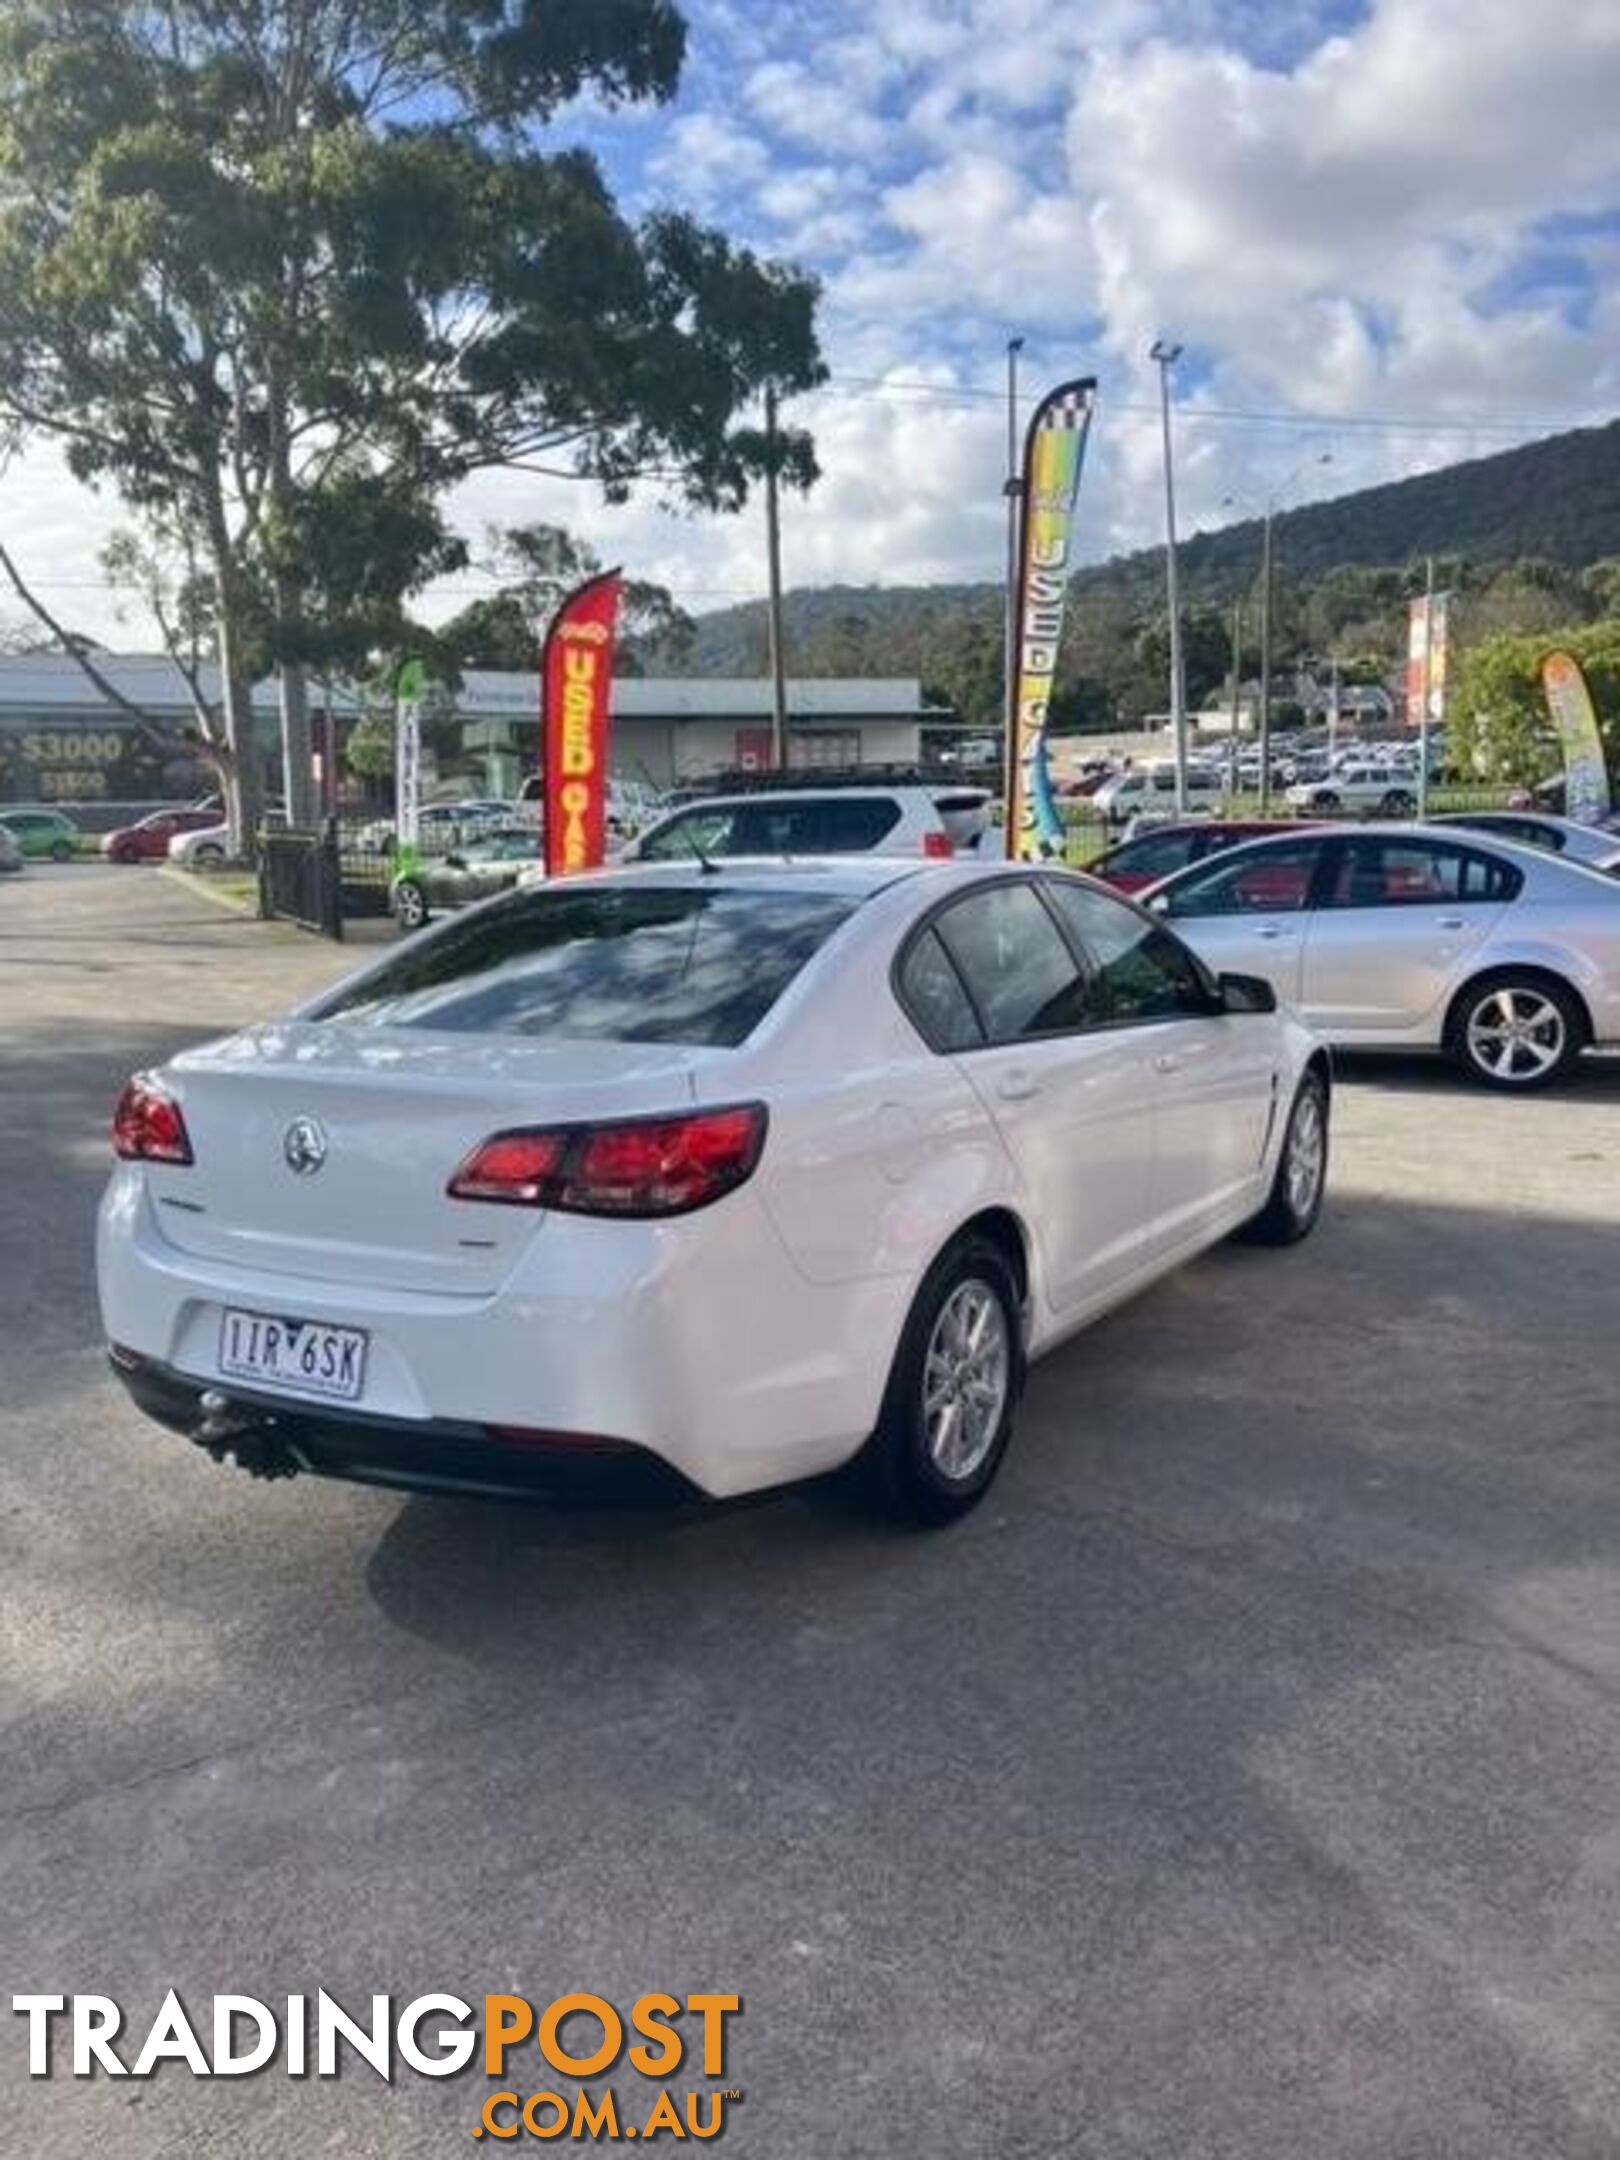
[1150,338,1187,815]
[1002,336,1024,811]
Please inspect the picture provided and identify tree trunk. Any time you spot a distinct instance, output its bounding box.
[202,476,260,858]
[266,359,317,828]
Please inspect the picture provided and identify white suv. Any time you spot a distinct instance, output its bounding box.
[1092,763,1226,822]
[621,785,992,863]
[1286,763,1418,815]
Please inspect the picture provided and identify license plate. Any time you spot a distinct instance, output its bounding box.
[218,1309,368,1403]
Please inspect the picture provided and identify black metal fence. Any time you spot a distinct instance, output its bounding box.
[258,824,344,939]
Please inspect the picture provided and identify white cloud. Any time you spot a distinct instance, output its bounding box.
[5,0,1619,653]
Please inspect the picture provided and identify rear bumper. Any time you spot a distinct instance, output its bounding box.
[108,1347,696,1503]
[98,1168,906,1498]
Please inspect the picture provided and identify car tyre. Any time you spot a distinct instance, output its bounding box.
[1447,971,1583,1091]
[867,1234,1024,1526]
[49,838,74,862]
[393,878,430,931]
[1240,1070,1328,1246]
[191,842,226,866]
[1382,789,1416,816]
[1314,790,1341,812]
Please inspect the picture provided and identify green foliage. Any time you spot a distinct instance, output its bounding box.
[0,0,822,838]
[440,524,693,673]
[1451,617,1620,784]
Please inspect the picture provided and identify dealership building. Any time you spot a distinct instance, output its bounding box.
[0,655,955,813]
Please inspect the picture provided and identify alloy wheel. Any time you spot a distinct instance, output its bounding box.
[1464,986,1565,1083]
[922,1278,1011,1482]
[1285,1087,1326,1220]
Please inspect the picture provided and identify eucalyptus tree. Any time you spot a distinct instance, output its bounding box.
[0,1,822,844]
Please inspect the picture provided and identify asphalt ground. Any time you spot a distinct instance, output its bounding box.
[3,863,1619,2159]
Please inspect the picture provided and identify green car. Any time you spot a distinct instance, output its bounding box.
[389,826,541,929]
[0,807,80,862]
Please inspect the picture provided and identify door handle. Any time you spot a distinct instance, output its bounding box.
[1436,916,1466,930]
[1253,924,1294,940]
[995,1070,1041,1102]
[1152,1052,1183,1075]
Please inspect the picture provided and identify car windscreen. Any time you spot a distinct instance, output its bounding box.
[310,884,860,1046]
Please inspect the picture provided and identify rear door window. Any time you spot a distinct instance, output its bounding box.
[932,882,1091,1041]
[314,884,859,1046]
[896,928,984,1051]
[1324,838,1522,907]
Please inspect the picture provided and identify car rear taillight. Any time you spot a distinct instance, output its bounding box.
[112,1073,193,1164]
[447,1104,767,1218]
[922,830,954,858]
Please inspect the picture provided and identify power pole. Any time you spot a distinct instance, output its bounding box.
[1418,554,1435,820]
[1150,339,1187,814]
[764,384,789,770]
[1327,652,1341,764]
[1258,507,1275,815]
[1229,597,1243,760]
[1002,335,1024,807]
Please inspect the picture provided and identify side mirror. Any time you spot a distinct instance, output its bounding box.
[1221,971,1277,1015]
[443,851,466,870]
[1146,892,1170,914]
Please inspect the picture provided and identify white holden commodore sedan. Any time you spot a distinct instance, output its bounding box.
[1145,824,1620,1089]
[98,860,1328,1523]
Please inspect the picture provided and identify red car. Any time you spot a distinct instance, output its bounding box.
[101,807,223,863]
[1089,818,1317,894]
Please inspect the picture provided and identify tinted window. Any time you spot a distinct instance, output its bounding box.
[637,798,901,860]
[637,807,738,862]
[314,884,858,1046]
[1044,879,1212,1023]
[934,882,1089,1042]
[728,799,901,853]
[1452,816,1560,853]
[1102,829,1203,880]
[1324,838,1522,907]
[465,832,541,862]
[1160,839,1325,918]
[896,928,983,1051]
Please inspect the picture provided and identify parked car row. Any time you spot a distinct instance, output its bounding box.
[389,785,994,927]
[99,853,1327,1522]
[93,767,1620,1540]
[0,806,80,860]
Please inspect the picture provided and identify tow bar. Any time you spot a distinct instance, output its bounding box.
[193,1389,301,1481]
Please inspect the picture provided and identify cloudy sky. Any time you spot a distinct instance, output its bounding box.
[10,0,1620,646]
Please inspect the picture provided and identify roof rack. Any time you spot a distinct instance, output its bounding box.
[667,763,991,801]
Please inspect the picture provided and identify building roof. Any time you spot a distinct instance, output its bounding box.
[456,672,931,720]
[0,653,361,718]
[0,654,931,725]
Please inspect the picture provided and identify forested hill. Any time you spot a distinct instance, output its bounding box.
[677,416,1620,675]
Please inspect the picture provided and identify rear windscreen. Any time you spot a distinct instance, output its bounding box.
[312,884,860,1046]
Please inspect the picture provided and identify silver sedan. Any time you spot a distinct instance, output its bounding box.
[1428,810,1620,875]
[1145,824,1620,1088]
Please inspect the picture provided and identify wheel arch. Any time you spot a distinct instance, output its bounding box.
[950,1204,1032,1306]
[1443,962,1593,1051]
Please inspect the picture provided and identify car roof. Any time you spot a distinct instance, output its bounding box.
[652,786,964,810]
[1144,819,1620,886]
[558,855,937,899]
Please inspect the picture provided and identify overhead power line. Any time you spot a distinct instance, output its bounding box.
[812,371,1609,439]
